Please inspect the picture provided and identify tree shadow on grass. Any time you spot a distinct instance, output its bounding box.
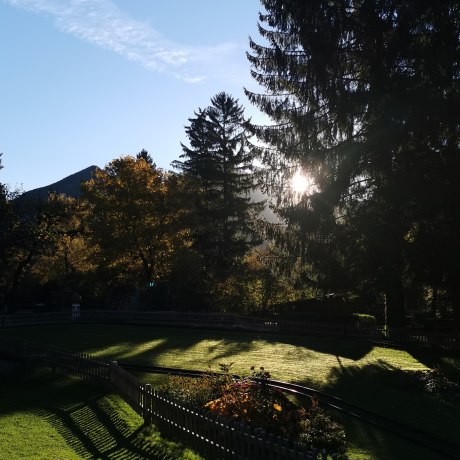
[202,337,260,362]
[334,414,451,460]
[38,397,156,460]
[113,328,375,368]
[0,364,188,459]
[0,364,104,415]
[309,360,460,459]
[2,323,375,362]
[407,346,460,381]
[270,333,375,360]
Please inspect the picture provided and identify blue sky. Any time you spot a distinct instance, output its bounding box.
[1,0,267,192]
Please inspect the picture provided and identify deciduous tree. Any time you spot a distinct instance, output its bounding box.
[82,155,192,295]
[0,191,78,311]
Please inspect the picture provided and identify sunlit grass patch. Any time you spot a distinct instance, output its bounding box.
[2,324,458,460]
[88,338,167,360]
[0,324,436,389]
[0,365,201,460]
[0,409,83,460]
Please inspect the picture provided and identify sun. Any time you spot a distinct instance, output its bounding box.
[291,172,312,194]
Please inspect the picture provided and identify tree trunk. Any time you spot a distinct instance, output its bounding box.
[385,278,406,327]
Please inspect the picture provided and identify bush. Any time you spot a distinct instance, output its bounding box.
[161,365,347,454]
[298,399,347,454]
[205,379,299,437]
[353,313,376,327]
[160,371,230,407]
[414,368,460,399]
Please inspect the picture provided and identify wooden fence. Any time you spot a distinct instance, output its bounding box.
[0,335,110,384]
[0,336,347,459]
[149,388,343,460]
[1,309,458,351]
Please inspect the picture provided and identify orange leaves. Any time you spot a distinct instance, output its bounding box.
[203,377,296,435]
[81,155,194,285]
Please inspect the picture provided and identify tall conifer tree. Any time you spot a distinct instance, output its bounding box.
[246,1,460,326]
[173,92,262,274]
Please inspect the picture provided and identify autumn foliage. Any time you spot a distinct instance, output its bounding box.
[162,366,346,453]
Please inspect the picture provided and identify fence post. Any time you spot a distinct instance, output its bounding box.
[144,383,152,426]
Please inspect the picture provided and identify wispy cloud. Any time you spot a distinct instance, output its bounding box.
[3,0,238,82]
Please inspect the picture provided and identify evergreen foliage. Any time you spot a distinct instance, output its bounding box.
[173,92,263,275]
[246,0,460,326]
[136,149,154,166]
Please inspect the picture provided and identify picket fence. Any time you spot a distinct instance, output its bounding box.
[0,336,347,460]
[1,309,458,351]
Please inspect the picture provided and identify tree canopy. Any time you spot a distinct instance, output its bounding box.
[246,0,460,326]
[82,155,192,291]
[173,92,262,275]
[0,191,78,312]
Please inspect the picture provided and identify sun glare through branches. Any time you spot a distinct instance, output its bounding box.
[291,171,315,195]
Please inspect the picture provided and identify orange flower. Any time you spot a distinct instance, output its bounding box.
[273,403,282,411]
[205,398,220,410]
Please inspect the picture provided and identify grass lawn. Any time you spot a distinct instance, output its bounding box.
[2,324,459,459]
[0,363,201,460]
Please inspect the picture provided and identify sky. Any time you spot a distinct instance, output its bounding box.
[0,0,268,192]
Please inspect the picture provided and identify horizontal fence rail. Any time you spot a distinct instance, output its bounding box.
[1,309,458,351]
[116,362,460,459]
[150,389,324,460]
[0,335,110,384]
[0,336,346,459]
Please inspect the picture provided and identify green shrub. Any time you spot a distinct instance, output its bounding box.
[353,313,376,327]
[298,399,347,454]
[414,368,460,399]
[160,372,230,407]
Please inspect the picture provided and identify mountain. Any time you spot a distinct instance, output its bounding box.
[18,165,279,222]
[21,165,98,200]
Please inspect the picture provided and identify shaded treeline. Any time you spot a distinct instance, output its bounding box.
[0,96,302,316]
[1,1,459,327]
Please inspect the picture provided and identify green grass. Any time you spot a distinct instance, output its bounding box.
[2,324,459,459]
[2,324,433,381]
[0,364,201,459]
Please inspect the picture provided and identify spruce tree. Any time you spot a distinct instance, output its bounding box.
[136,149,154,166]
[173,92,262,274]
[246,1,460,326]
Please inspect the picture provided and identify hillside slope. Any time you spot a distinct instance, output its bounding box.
[21,165,97,199]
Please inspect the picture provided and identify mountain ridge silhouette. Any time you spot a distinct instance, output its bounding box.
[21,165,98,199]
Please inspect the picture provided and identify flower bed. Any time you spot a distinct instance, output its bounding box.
[160,365,347,455]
